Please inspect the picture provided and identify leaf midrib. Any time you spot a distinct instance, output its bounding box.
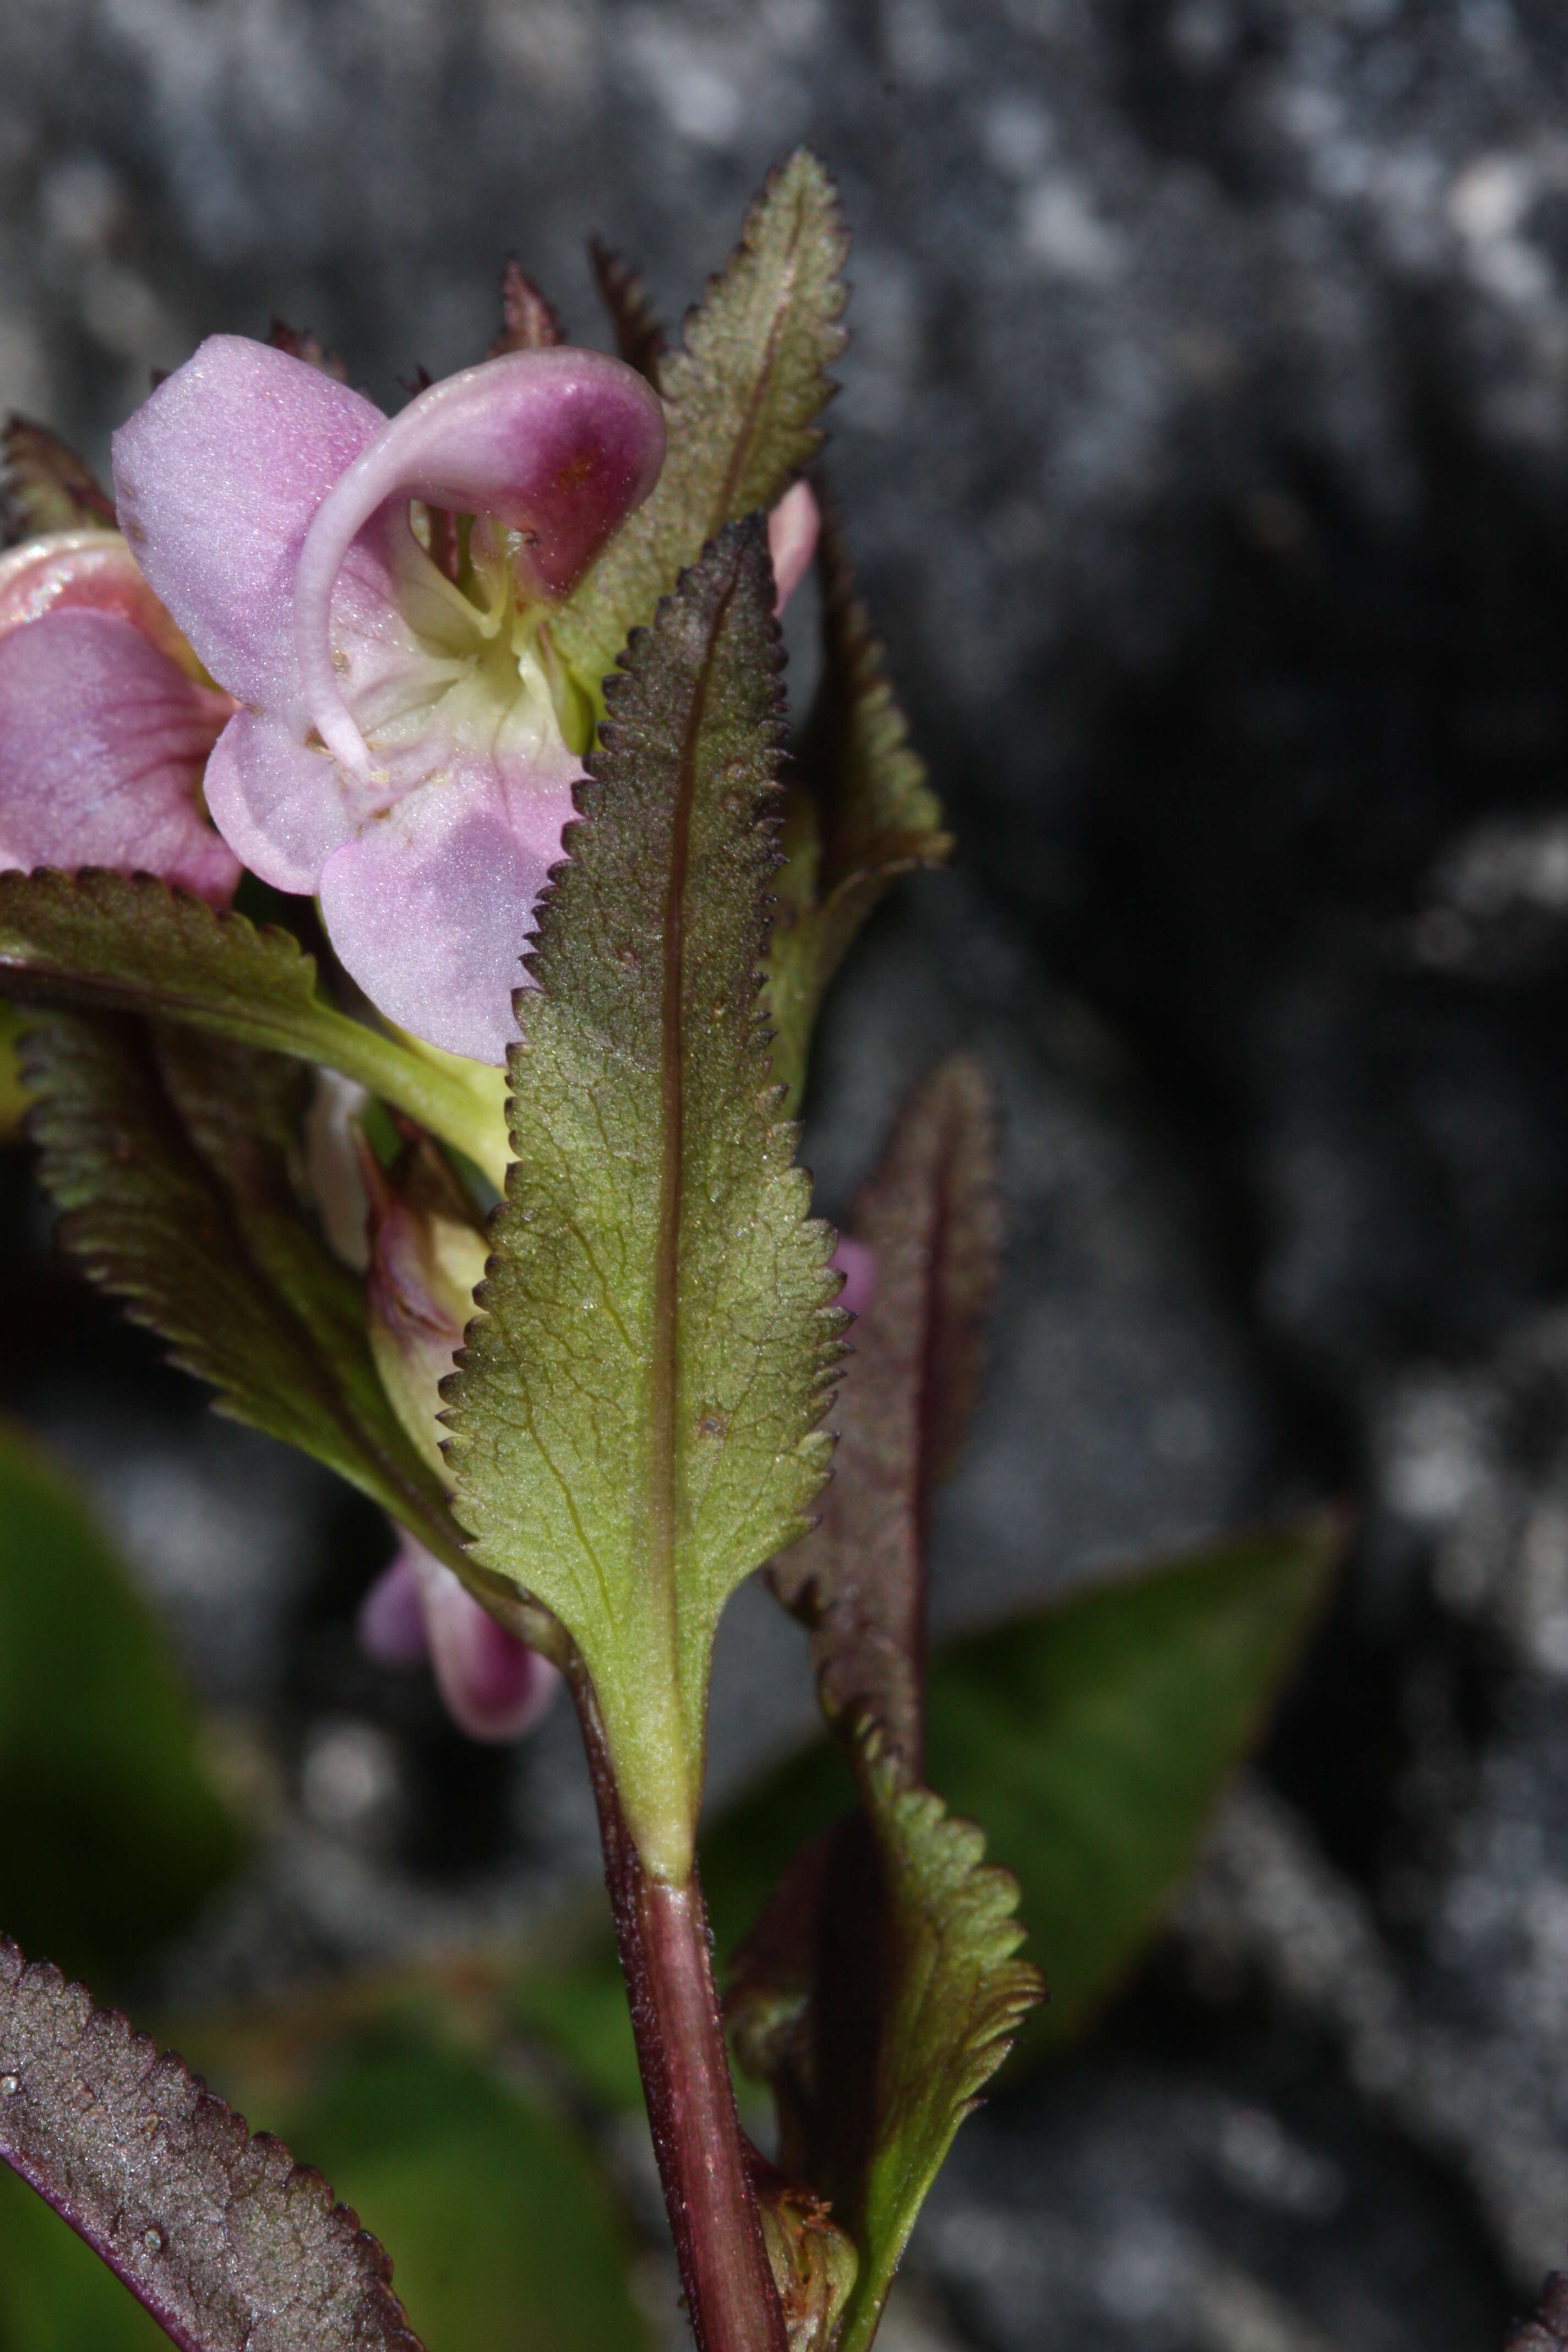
[648,578,737,1676]
[709,199,805,532]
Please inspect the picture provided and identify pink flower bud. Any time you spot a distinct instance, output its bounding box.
[357,1536,560,1744]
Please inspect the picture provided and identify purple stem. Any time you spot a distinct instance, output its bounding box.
[569,1670,788,2352]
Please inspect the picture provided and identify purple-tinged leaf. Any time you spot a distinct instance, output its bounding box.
[0,417,116,542]
[266,318,349,381]
[770,1053,1001,1782]
[589,238,667,385]
[1511,2276,1568,2352]
[736,1056,1038,2350]
[488,258,565,355]
[0,1940,422,2352]
[765,496,952,1109]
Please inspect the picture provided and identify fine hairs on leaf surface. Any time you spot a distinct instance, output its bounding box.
[764,498,952,1111]
[0,870,509,1183]
[554,149,848,700]
[18,1010,548,1647]
[731,1054,1039,2350]
[0,1941,423,2352]
[445,517,845,1881]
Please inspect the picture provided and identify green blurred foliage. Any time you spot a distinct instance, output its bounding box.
[0,1417,242,1985]
[277,2037,650,2352]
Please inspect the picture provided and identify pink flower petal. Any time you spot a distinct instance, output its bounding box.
[111,334,395,721]
[201,706,366,892]
[317,754,578,1063]
[767,480,820,614]
[0,608,240,901]
[361,1536,560,1743]
[356,1548,429,1667]
[416,1553,560,1743]
[293,349,664,777]
[0,529,198,671]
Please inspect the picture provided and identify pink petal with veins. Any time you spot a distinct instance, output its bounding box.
[293,349,663,778]
[0,608,240,901]
[767,479,820,614]
[111,335,395,721]
[0,530,198,669]
[318,750,579,1064]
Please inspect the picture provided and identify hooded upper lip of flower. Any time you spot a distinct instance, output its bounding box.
[108,335,668,1066]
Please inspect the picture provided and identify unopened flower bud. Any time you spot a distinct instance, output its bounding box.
[361,1133,487,1478]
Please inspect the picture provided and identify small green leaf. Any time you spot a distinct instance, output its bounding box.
[554,150,848,700]
[279,2039,649,2352]
[765,503,952,1110]
[0,871,509,1183]
[446,520,845,1879]
[20,1013,495,1605]
[0,1419,241,1982]
[0,1942,423,2352]
[839,1740,1040,2350]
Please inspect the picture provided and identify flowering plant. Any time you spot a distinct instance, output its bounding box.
[0,157,1349,2352]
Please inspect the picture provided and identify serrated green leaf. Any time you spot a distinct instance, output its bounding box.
[0,1419,241,1983]
[0,1942,423,2352]
[0,870,508,1183]
[277,2038,648,2352]
[19,1012,494,1605]
[765,503,952,1110]
[837,1739,1040,2351]
[554,150,847,701]
[445,520,845,1880]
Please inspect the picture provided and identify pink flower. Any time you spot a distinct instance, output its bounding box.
[111,337,665,1064]
[358,1534,560,1744]
[0,529,240,902]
